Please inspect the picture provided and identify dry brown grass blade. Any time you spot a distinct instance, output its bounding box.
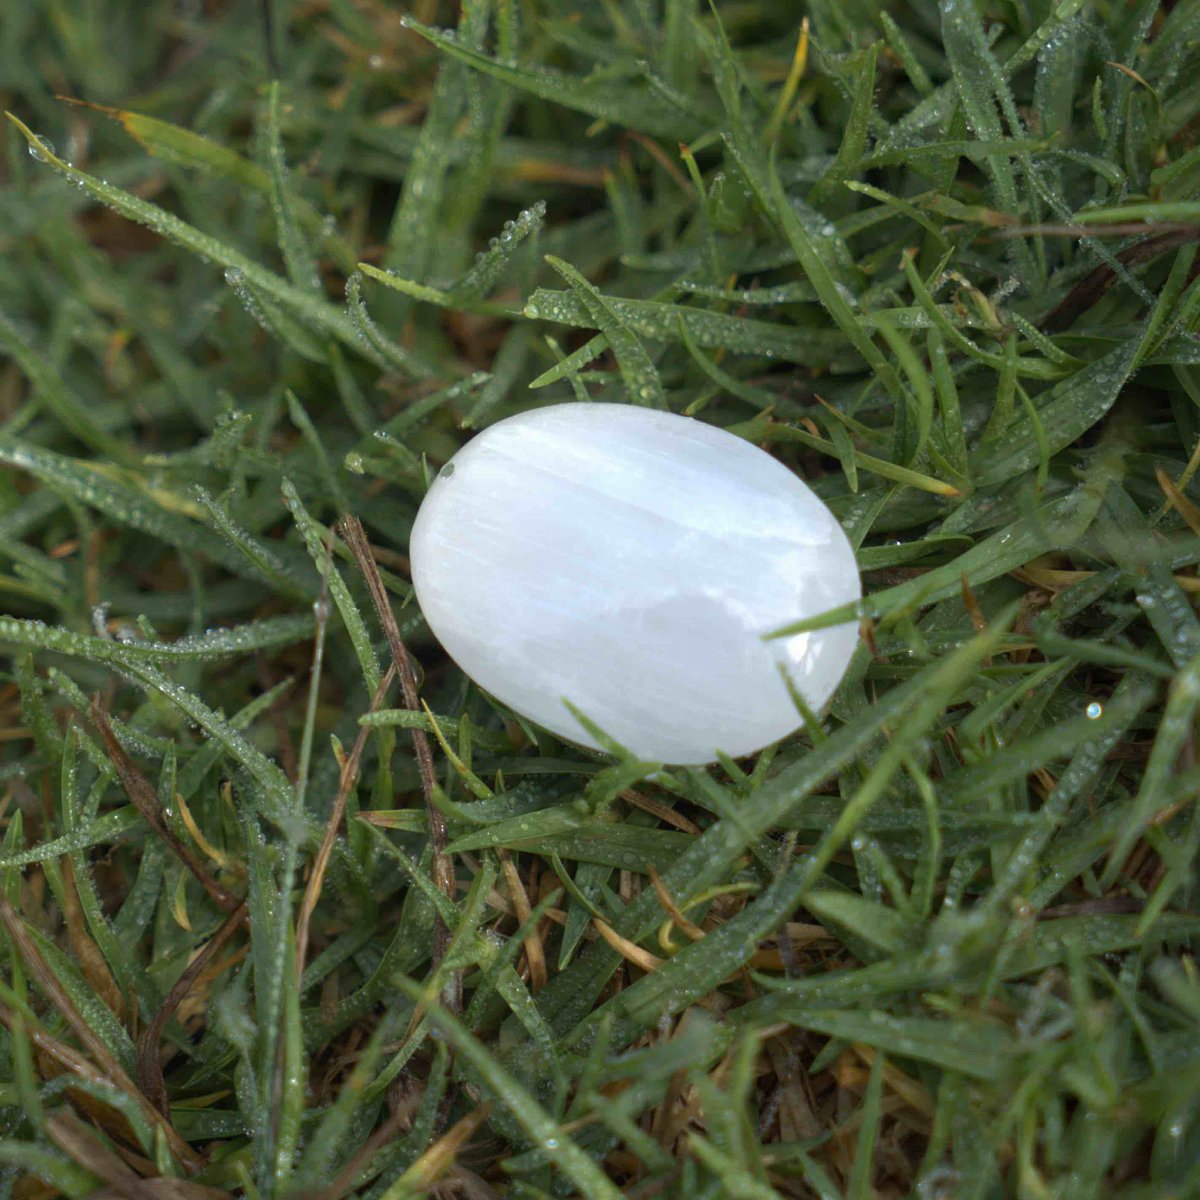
[90,701,241,915]
[1040,228,1200,332]
[959,573,991,666]
[0,896,200,1171]
[0,995,156,1158]
[338,514,458,1005]
[621,789,701,834]
[1157,466,1200,538]
[137,901,248,1117]
[0,995,112,1085]
[622,130,692,192]
[1012,560,1200,595]
[960,573,988,636]
[0,894,136,1086]
[497,847,547,990]
[439,1166,504,1199]
[380,1102,493,1198]
[295,664,397,982]
[45,1111,143,1188]
[47,1114,232,1198]
[593,917,664,972]
[59,856,124,1018]
[647,864,705,943]
[86,1182,234,1200]
[305,1103,417,1200]
[852,1045,934,1120]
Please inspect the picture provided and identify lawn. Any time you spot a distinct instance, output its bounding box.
[1,1,1200,1197]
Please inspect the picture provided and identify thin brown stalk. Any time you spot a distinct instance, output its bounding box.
[0,896,200,1171]
[294,664,397,983]
[338,514,458,1005]
[90,701,241,915]
[137,901,248,1116]
[1039,228,1200,332]
[999,222,1200,238]
[0,895,135,1086]
[305,1103,415,1200]
[0,995,116,1085]
[621,789,701,834]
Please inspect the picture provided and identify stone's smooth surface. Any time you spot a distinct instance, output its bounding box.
[409,403,861,765]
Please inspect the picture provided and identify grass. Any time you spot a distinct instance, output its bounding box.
[0,0,1199,1195]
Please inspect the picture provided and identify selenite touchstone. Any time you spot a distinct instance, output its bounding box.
[409,403,861,765]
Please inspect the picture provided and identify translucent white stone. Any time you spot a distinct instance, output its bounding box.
[409,403,861,765]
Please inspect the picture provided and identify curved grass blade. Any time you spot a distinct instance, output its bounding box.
[0,617,293,811]
[543,256,665,408]
[400,18,705,143]
[5,112,430,375]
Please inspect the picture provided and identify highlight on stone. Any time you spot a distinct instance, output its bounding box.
[410,403,862,765]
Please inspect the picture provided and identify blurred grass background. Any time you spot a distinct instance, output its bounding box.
[2,0,1200,1196]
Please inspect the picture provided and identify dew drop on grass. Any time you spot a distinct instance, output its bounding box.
[92,603,111,639]
[917,1165,960,1200]
[27,135,55,162]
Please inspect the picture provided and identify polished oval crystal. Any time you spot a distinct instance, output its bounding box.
[409,403,861,764]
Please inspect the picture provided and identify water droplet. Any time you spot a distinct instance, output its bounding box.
[917,1165,960,1200]
[1085,701,1102,720]
[439,462,455,480]
[368,54,384,69]
[92,603,111,638]
[27,135,55,162]
[543,1137,559,1150]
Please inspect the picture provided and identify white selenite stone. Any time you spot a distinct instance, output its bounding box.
[409,403,861,765]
